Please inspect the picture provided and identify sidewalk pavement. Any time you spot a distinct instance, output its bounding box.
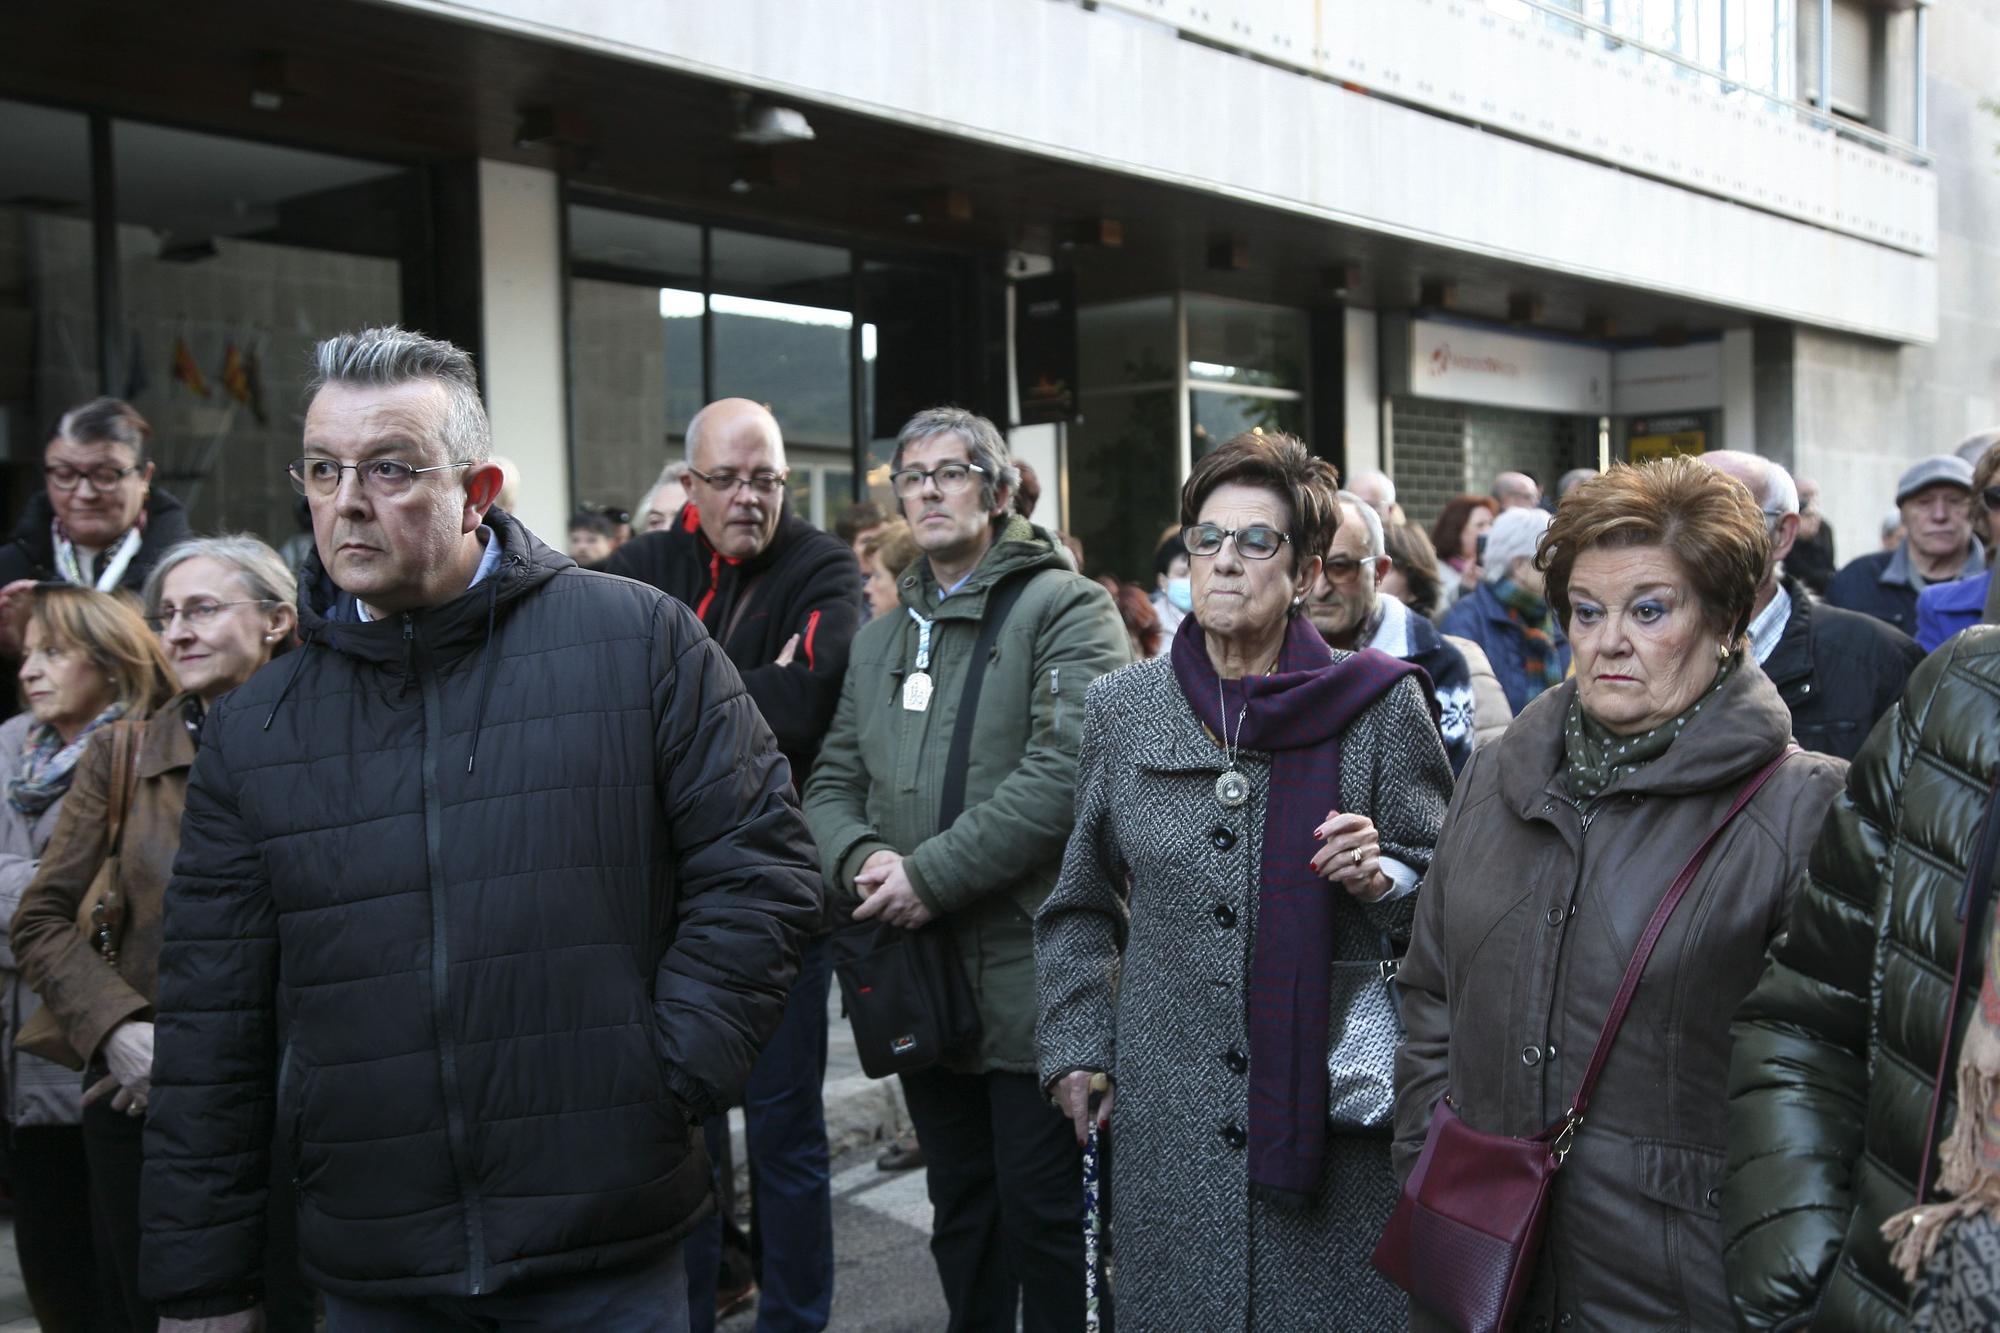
[0,1222,36,1331]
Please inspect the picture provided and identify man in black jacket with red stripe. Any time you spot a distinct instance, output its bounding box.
[602,399,859,1333]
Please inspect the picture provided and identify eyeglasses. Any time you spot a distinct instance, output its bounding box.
[890,463,986,499]
[687,467,788,496]
[45,463,142,492]
[1182,523,1292,561]
[289,457,473,497]
[1984,486,2000,511]
[1320,555,1371,583]
[146,600,267,633]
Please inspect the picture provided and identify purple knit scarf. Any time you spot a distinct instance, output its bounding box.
[1170,612,1427,1206]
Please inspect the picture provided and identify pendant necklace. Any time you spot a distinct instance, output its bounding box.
[1215,675,1252,809]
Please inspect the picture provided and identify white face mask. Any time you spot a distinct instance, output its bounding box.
[1166,576,1193,613]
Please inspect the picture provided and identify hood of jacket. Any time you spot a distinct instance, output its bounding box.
[1489,651,1797,820]
[896,514,1069,619]
[295,507,570,668]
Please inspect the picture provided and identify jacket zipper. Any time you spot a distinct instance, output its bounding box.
[410,613,488,1294]
[1050,667,1063,734]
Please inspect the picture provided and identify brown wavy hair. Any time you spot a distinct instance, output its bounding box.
[1429,495,1497,565]
[1383,521,1445,620]
[1179,432,1340,576]
[1537,456,1769,640]
[24,585,178,719]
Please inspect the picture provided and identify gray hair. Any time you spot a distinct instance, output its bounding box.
[892,407,1020,513]
[1335,491,1386,559]
[55,397,152,463]
[1706,450,1799,519]
[141,534,298,617]
[307,327,491,465]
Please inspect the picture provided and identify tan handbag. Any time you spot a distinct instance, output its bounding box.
[16,722,140,1071]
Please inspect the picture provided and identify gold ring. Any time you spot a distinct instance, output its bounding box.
[1351,848,1362,866]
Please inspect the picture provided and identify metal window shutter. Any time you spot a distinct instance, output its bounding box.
[1799,0,1876,120]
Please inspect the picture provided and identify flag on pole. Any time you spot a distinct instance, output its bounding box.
[171,336,211,398]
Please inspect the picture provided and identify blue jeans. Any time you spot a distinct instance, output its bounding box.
[684,935,834,1333]
[323,1246,688,1331]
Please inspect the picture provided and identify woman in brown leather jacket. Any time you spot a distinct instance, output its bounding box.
[1390,459,1848,1331]
[12,535,306,1331]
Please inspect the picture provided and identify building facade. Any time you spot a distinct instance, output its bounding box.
[3,0,1992,581]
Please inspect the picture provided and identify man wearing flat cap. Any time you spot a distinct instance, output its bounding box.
[1827,455,1984,638]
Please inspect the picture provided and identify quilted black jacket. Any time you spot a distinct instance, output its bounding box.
[1724,627,2000,1330]
[138,510,822,1312]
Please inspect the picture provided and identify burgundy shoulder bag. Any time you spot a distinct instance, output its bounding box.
[1370,745,1798,1333]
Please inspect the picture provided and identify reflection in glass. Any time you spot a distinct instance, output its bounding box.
[1190,390,1306,461]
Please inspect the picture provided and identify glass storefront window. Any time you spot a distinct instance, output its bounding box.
[1190,390,1307,460]
[1078,296,1176,393]
[0,100,94,522]
[1185,295,1307,391]
[109,120,407,544]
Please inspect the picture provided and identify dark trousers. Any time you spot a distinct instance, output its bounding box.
[898,1067,1086,1333]
[324,1247,688,1332]
[685,935,834,1332]
[9,1123,120,1332]
[82,1096,316,1332]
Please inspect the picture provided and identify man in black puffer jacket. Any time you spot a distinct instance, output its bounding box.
[139,328,821,1333]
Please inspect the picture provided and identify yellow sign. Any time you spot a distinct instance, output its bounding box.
[1628,430,1706,464]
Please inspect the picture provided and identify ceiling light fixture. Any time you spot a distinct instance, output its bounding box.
[731,91,816,147]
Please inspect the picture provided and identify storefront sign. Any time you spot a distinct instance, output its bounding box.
[1400,317,1609,415]
[1014,272,1078,425]
[1611,343,1723,415]
[1628,415,1708,463]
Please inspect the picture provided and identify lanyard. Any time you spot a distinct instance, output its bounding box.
[907,608,935,672]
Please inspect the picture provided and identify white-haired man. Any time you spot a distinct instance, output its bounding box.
[1703,450,1920,761]
[140,329,821,1333]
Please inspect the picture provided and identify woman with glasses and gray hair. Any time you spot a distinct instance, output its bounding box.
[0,399,194,683]
[1034,431,1452,1329]
[12,534,313,1332]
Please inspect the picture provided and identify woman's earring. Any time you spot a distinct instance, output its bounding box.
[1717,642,1731,662]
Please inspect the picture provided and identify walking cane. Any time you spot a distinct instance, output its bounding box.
[1084,1072,1109,1333]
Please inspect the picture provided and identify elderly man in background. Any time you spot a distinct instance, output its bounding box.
[1702,451,1920,760]
[1491,470,1542,511]
[635,461,690,534]
[1348,468,1404,526]
[601,398,861,1333]
[1828,455,1984,637]
[1916,440,2000,652]
[1306,490,1477,772]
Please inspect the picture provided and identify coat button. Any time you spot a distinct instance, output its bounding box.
[1522,1045,1542,1066]
[1214,903,1237,928]
[1209,825,1237,851]
[1705,1186,1721,1208]
[1545,907,1563,926]
[1220,1122,1246,1149]
[1559,1314,1574,1327]
[1224,1047,1247,1075]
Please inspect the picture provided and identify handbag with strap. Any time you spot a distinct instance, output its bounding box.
[16,720,141,1071]
[1328,933,1403,1133]
[1370,745,1798,1333]
[831,572,1033,1079]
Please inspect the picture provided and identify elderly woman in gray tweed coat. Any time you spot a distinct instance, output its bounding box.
[1036,432,1452,1332]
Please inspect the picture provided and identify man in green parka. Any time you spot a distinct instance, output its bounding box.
[803,407,1128,1333]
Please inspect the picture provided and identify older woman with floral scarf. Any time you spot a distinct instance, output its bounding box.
[0,584,173,1331]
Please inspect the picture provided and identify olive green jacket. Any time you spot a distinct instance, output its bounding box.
[1725,627,2000,1331]
[802,517,1131,1072]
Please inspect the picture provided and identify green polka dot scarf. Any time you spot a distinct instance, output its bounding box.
[1562,652,1738,803]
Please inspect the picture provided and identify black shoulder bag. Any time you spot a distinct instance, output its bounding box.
[831,573,1033,1079]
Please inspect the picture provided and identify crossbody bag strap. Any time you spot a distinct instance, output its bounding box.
[106,721,137,853]
[1553,744,1800,1143]
[937,572,1034,831]
[1913,765,2000,1205]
